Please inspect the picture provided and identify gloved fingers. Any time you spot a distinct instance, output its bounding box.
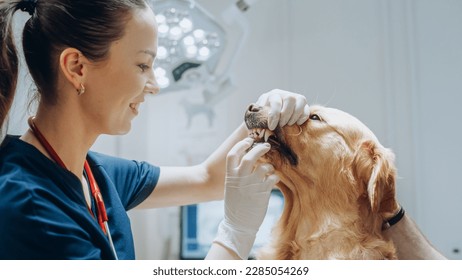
[249,173,280,193]
[256,92,270,107]
[266,92,283,130]
[253,163,275,181]
[266,174,280,186]
[279,95,297,128]
[288,95,309,126]
[226,138,254,174]
[256,89,309,130]
[279,92,309,127]
[296,104,311,125]
[228,165,278,192]
[237,142,271,176]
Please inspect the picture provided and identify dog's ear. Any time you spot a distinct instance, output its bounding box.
[352,140,398,216]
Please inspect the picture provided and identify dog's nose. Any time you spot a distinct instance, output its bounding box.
[247,103,262,113]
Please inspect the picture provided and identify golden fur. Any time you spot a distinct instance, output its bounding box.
[245,104,399,259]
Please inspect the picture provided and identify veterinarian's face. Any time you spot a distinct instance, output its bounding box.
[83,7,160,135]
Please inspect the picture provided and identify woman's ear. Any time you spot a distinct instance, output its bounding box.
[59,48,88,91]
[352,140,399,218]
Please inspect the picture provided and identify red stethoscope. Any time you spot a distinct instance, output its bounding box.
[28,117,118,259]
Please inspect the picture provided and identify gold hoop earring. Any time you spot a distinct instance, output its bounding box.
[77,84,85,96]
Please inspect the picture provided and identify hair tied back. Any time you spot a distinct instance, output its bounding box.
[17,0,37,16]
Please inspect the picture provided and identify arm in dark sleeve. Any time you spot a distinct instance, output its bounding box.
[87,152,160,210]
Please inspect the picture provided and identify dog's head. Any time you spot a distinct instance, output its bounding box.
[244,104,399,219]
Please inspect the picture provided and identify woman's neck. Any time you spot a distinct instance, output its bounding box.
[21,104,98,178]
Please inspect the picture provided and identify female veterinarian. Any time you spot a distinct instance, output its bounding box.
[0,0,310,260]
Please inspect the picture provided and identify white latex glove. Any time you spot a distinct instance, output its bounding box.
[256,89,310,130]
[214,138,280,259]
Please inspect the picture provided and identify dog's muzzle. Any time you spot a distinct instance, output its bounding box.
[244,103,298,166]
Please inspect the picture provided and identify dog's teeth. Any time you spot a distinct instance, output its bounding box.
[249,128,272,142]
[264,130,271,142]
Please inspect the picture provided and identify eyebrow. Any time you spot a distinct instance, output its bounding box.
[139,50,156,59]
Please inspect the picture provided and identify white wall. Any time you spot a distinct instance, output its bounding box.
[7,0,462,259]
[410,0,462,259]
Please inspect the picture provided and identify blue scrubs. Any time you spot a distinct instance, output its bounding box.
[0,136,160,260]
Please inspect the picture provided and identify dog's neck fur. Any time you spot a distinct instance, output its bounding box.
[258,172,396,260]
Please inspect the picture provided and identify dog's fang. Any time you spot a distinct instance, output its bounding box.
[264,130,274,142]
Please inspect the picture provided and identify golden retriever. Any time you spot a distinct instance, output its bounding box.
[244,104,399,260]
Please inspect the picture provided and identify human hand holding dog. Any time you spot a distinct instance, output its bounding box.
[213,138,280,259]
[256,89,310,130]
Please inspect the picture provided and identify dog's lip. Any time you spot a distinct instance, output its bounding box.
[247,125,298,166]
[247,128,283,155]
[248,128,274,143]
[246,127,279,153]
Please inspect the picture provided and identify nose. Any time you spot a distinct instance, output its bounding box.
[145,82,160,95]
[247,103,262,113]
[146,70,160,95]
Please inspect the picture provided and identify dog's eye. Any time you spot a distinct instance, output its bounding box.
[309,114,321,121]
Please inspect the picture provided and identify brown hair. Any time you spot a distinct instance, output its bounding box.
[0,0,148,135]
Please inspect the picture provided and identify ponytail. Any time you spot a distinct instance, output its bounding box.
[0,1,20,135]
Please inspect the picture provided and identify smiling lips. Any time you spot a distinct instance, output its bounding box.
[129,103,140,115]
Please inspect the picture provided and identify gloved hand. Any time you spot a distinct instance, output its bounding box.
[213,138,280,259]
[256,89,310,130]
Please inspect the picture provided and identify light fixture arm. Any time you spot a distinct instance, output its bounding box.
[203,0,260,106]
[186,0,195,9]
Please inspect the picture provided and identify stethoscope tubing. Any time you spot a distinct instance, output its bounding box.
[104,222,118,260]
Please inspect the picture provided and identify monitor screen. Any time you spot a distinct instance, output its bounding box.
[180,189,284,259]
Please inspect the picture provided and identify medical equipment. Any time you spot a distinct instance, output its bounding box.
[27,117,118,260]
[149,0,227,92]
[149,0,258,104]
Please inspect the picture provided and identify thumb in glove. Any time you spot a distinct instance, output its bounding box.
[213,138,280,259]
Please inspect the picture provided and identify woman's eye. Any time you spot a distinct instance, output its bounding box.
[309,114,321,121]
[138,64,150,72]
